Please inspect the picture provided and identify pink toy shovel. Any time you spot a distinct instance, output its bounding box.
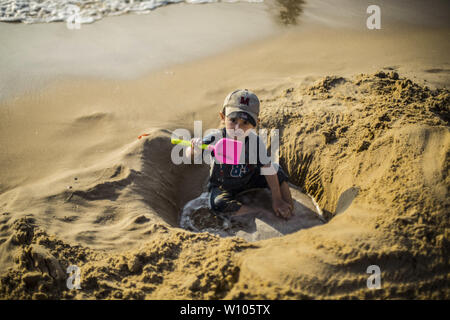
[171,138,243,165]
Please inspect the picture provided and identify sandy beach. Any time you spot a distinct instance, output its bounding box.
[0,0,449,299]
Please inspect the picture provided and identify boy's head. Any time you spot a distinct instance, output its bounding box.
[220,89,260,136]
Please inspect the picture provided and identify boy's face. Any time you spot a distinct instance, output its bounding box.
[220,111,256,138]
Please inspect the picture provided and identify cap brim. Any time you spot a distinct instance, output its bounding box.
[227,111,256,126]
[225,106,258,124]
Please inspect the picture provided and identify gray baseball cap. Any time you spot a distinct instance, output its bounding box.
[223,89,260,124]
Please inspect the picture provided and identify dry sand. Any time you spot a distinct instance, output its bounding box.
[0,1,449,299]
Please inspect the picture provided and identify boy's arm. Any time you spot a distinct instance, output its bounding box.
[263,165,292,218]
[187,130,221,162]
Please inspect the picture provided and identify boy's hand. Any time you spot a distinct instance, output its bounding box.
[190,138,202,149]
[189,138,202,157]
[272,198,293,219]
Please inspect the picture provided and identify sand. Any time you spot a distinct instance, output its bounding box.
[0,1,449,299]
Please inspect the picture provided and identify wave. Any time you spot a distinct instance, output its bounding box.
[0,0,264,24]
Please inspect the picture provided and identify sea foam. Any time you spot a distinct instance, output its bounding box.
[0,0,263,24]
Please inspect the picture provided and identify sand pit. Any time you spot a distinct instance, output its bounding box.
[180,187,325,242]
[0,70,448,299]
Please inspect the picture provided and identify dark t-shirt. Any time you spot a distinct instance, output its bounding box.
[202,128,271,192]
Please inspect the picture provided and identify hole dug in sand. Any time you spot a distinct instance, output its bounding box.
[132,130,326,242]
[180,186,325,242]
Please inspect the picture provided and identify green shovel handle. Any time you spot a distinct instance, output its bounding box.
[171,138,211,150]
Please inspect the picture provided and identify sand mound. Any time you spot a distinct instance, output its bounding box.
[0,71,448,299]
[230,71,449,299]
[0,129,210,253]
[0,215,253,299]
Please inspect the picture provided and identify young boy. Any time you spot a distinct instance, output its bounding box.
[187,89,293,219]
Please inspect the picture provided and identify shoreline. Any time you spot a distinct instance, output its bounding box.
[0,1,283,102]
[2,0,449,103]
